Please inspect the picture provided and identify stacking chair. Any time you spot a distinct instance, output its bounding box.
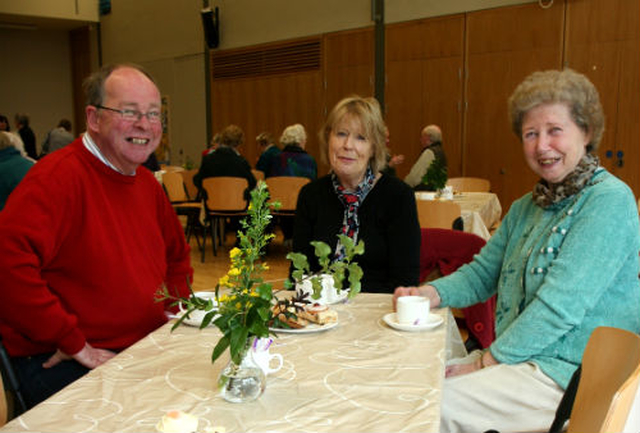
[0,337,27,424]
[251,169,265,182]
[265,176,310,216]
[201,177,249,261]
[447,177,491,193]
[179,168,199,201]
[162,171,203,246]
[416,199,462,230]
[565,326,640,433]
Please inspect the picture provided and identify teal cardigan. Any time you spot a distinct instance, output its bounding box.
[433,169,640,388]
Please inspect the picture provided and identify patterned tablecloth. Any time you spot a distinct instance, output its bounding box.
[1,294,465,433]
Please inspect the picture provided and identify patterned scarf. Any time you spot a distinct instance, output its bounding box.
[532,153,600,208]
[331,166,376,260]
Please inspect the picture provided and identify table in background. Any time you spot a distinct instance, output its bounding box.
[416,192,502,240]
[1,294,464,433]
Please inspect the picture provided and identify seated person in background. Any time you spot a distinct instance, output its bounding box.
[404,124,447,190]
[394,69,640,433]
[40,118,74,157]
[0,131,34,210]
[255,131,280,177]
[0,114,10,131]
[0,63,193,409]
[293,96,420,293]
[380,126,404,177]
[194,124,256,199]
[202,132,220,159]
[271,123,317,180]
[14,113,37,160]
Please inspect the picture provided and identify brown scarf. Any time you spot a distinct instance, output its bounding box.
[532,153,600,208]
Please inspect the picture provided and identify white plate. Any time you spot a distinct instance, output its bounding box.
[176,309,219,327]
[269,321,339,334]
[382,312,443,332]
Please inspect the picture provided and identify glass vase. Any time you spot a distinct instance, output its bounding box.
[218,337,266,403]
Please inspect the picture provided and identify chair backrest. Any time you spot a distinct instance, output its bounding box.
[0,373,7,427]
[265,176,310,211]
[0,337,27,422]
[180,169,199,201]
[251,169,265,182]
[568,326,640,433]
[416,200,462,229]
[447,177,491,193]
[162,171,189,203]
[202,177,248,212]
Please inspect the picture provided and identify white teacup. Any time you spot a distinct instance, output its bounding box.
[396,296,431,326]
[178,291,218,325]
[250,338,283,376]
[296,274,348,305]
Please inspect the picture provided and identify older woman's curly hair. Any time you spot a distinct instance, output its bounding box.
[319,96,388,174]
[220,124,244,148]
[280,124,307,147]
[508,68,604,153]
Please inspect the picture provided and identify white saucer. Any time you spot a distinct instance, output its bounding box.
[382,312,443,332]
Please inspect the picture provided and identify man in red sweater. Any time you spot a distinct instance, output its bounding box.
[0,64,193,408]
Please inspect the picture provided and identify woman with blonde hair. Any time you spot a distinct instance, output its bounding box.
[394,69,640,432]
[293,96,420,293]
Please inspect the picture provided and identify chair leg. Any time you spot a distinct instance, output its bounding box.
[201,218,208,263]
[211,218,218,257]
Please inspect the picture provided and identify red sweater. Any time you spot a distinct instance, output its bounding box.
[0,139,193,357]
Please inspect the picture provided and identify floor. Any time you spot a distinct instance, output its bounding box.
[188,224,292,293]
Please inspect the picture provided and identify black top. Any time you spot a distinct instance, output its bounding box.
[19,126,36,160]
[293,174,421,293]
[194,146,257,198]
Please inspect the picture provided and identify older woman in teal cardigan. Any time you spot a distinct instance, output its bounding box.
[394,69,640,433]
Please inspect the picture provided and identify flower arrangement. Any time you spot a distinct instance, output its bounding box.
[157,182,363,367]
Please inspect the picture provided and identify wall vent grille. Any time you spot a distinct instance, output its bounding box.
[211,39,321,80]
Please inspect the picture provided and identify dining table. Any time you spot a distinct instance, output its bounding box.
[0,293,465,433]
[416,192,502,240]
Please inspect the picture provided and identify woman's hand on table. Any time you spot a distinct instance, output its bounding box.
[393,285,441,311]
[446,350,499,378]
[43,343,116,370]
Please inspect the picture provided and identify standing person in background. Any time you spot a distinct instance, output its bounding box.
[40,119,74,157]
[0,131,34,210]
[255,131,280,177]
[271,123,317,180]
[0,63,193,409]
[404,124,447,190]
[15,113,37,159]
[293,96,420,293]
[394,69,640,433]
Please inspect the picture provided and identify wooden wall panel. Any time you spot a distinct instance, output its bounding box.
[465,2,564,210]
[565,0,639,197]
[386,15,464,180]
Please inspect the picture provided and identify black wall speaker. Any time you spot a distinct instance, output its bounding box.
[201,6,219,49]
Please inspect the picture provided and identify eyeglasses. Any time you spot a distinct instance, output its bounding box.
[94,105,162,124]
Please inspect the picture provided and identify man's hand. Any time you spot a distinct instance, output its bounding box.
[393,285,441,311]
[43,343,116,370]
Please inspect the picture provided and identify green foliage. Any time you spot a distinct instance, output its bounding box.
[286,234,365,300]
[157,181,366,366]
[421,157,448,191]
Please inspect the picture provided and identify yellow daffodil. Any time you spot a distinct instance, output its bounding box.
[229,247,241,259]
[218,275,230,287]
[228,267,241,277]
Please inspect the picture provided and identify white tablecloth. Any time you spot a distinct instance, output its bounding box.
[1,294,464,433]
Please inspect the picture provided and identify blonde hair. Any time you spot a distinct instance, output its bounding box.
[508,68,604,152]
[319,96,387,174]
[220,124,244,148]
[0,131,14,151]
